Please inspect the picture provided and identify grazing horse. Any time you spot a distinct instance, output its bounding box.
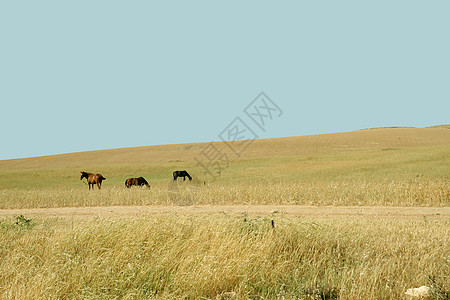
[80,171,106,190]
[125,177,150,188]
[173,170,192,181]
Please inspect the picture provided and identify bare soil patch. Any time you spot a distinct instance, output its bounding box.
[0,205,448,220]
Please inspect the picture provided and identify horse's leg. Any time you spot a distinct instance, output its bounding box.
[183,176,186,181]
[97,182,101,189]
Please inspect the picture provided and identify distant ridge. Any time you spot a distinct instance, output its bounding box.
[1,126,449,171]
[427,124,450,129]
[363,124,450,130]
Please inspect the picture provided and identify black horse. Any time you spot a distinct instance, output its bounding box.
[125,177,150,188]
[173,170,192,181]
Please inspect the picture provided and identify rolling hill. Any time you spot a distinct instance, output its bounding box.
[0,126,449,208]
[1,126,449,171]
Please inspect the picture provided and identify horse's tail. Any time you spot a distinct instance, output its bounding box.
[101,176,106,180]
[125,180,128,188]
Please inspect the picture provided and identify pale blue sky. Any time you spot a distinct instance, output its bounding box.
[1,1,449,160]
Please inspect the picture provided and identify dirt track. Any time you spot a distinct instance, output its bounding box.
[0,205,449,220]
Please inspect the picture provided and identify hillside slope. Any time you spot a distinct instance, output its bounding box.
[1,127,449,171]
[0,127,449,207]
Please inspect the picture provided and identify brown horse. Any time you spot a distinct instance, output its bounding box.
[80,171,106,190]
[125,177,150,188]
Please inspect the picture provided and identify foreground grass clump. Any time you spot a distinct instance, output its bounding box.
[0,215,448,299]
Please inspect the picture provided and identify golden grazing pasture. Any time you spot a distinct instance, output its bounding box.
[0,127,449,208]
[0,214,448,299]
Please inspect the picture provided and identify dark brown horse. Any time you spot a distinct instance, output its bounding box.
[80,171,106,190]
[125,177,150,188]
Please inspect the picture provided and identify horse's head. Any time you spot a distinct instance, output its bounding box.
[80,171,87,180]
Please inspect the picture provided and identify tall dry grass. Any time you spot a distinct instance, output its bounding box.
[1,177,448,209]
[0,215,448,299]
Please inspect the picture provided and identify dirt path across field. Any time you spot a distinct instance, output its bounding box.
[0,205,449,220]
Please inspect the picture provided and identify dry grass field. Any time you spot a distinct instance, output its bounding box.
[1,213,449,299]
[0,126,449,299]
